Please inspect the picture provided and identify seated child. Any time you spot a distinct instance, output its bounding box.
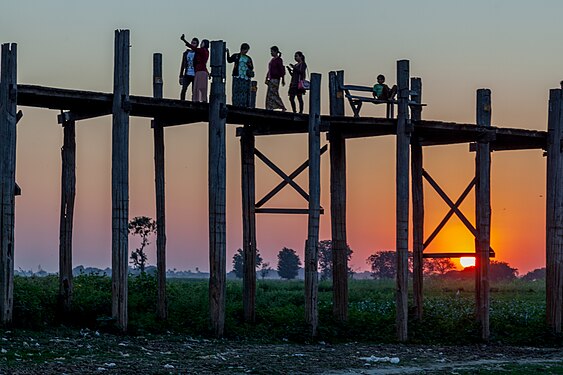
[373,74,397,100]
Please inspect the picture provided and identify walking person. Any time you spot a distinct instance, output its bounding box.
[227,43,254,107]
[287,51,307,113]
[179,36,199,101]
[265,46,286,111]
[181,34,209,102]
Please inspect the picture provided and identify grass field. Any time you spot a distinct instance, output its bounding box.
[11,274,555,345]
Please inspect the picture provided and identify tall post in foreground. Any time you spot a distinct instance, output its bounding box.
[0,43,17,325]
[209,40,227,337]
[305,73,322,337]
[410,78,424,321]
[111,30,130,332]
[59,117,76,317]
[546,88,563,333]
[475,89,492,341]
[396,60,411,342]
[153,53,167,320]
[329,70,348,322]
[241,125,257,323]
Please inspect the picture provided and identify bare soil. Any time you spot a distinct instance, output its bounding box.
[1,330,561,374]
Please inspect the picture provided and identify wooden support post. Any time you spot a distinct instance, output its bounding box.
[0,43,17,325]
[396,60,411,342]
[475,89,491,341]
[153,53,167,320]
[411,78,424,321]
[209,40,227,338]
[241,126,257,323]
[111,30,130,332]
[59,117,76,318]
[250,81,258,109]
[329,70,348,322]
[305,73,322,337]
[546,88,563,333]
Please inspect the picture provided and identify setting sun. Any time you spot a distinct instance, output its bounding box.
[460,257,476,268]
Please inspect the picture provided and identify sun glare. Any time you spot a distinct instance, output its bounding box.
[460,257,476,268]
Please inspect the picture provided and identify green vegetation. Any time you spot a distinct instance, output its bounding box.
[11,274,556,345]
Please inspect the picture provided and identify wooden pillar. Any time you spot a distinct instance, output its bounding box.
[0,43,17,325]
[546,88,563,333]
[241,126,257,323]
[475,89,491,341]
[410,78,424,321]
[395,60,411,342]
[208,40,227,337]
[329,70,348,322]
[153,53,167,320]
[59,118,76,317]
[305,73,322,336]
[249,81,258,109]
[111,30,130,332]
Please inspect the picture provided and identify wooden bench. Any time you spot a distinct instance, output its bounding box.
[340,84,425,118]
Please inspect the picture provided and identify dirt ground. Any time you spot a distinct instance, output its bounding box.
[1,330,562,374]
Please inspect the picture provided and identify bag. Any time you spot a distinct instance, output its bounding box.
[246,69,255,78]
[298,79,310,90]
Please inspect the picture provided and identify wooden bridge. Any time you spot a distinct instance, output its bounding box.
[1,30,561,342]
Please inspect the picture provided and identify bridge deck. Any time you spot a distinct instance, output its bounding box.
[17,84,546,151]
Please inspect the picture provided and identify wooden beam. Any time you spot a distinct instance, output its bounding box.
[58,118,76,319]
[152,53,167,321]
[208,40,227,338]
[475,89,492,342]
[329,70,348,322]
[396,60,410,342]
[0,43,17,325]
[241,126,257,323]
[255,145,328,208]
[255,208,324,215]
[411,77,424,321]
[305,73,322,337]
[546,88,563,333]
[111,29,130,332]
[423,252,494,259]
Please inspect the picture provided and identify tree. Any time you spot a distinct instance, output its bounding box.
[424,258,456,276]
[128,216,156,273]
[522,267,545,281]
[366,250,413,279]
[231,248,263,279]
[259,262,272,280]
[277,247,301,280]
[317,240,354,281]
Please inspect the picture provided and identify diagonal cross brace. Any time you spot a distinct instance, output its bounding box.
[255,145,328,208]
[423,176,476,249]
[422,169,495,255]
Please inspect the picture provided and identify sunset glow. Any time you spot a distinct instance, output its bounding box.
[460,257,476,268]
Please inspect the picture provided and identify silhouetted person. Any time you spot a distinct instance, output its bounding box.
[372,74,397,100]
[265,46,286,111]
[179,37,199,101]
[287,51,307,114]
[227,43,254,107]
[181,34,209,102]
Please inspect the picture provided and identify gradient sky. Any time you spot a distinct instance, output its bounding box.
[1,1,560,274]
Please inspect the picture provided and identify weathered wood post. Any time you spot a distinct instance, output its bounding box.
[0,43,17,325]
[242,77,258,323]
[410,78,424,320]
[305,73,322,336]
[111,29,130,332]
[152,53,167,320]
[396,60,411,342]
[59,116,76,317]
[209,40,227,337]
[475,89,492,341]
[241,125,257,323]
[546,88,563,333]
[329,70,348,322]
